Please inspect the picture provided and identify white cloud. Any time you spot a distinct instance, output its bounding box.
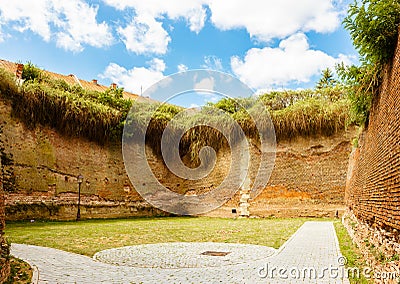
[177,64,188,72]
[0,0,345,56]
[208,0,340,42]
[231,33,352,90]
[194,77,215,90]
[103,0,343,56]
[186,6,207,33]
[103,0,207,33]
[102,0,208,55]
[0,0,52,40]
[104,0,341,40]
[0,26,4,43]
[117,13,170,55]
[202,55,223,71]
[52,1,113,52]
[0,0,113,52]
[189,103,200,109]
[203,92,220,103]
[100,58,166,95]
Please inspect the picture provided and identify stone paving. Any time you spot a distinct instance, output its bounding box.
[11,221,350,283]
[93,242,276,268]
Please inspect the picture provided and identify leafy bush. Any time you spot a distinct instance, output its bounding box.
[19,81,123,142]
[44,78,132,114]
[209,97,240,114]
[22,62,45,82]
[336,63,376,126]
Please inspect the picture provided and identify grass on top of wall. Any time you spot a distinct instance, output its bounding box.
[0,65,350,158]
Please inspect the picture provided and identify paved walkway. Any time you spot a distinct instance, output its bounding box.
[11,221,350,283]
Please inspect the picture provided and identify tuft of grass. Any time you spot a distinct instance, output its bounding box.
[270,97,349,140]
[4,257,32,284]
[390,254,399,262]
[334,220,371,284]
[6,217,314,257]
[0,68,19,99]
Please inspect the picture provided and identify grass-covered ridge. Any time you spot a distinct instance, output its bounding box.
[0,63,350,154]
[0,65,131,143]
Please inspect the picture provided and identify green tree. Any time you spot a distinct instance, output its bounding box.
[338,0,400,126]
[208,97,239,114]
[316,68,337,89]
[344,0,400,66]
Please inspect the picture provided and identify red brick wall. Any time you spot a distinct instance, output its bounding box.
[345,31,400,230]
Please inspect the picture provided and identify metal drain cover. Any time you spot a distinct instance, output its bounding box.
[201,251,231,256]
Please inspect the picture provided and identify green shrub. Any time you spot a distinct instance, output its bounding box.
[22,62,45,82]
[209,97,240,114]
[336,63,376,126]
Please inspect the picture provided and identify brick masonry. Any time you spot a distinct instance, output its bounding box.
[345,31,400,231]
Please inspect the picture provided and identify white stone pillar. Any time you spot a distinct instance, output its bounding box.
[239,177,251,217]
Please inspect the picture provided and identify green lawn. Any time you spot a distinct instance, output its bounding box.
[7,217,372,282]
[6,217,314,256]
[334,220,371,284]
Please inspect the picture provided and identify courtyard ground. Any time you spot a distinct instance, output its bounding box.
[6,217,371,283]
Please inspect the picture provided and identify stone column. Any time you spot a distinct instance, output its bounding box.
[239,176,251,217]
[237,138,251,217]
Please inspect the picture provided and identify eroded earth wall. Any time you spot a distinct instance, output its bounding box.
[0,96,354,220]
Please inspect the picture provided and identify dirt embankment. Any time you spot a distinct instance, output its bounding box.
[1,97,355,220]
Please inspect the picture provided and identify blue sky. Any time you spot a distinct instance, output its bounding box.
[0,0,358,107]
